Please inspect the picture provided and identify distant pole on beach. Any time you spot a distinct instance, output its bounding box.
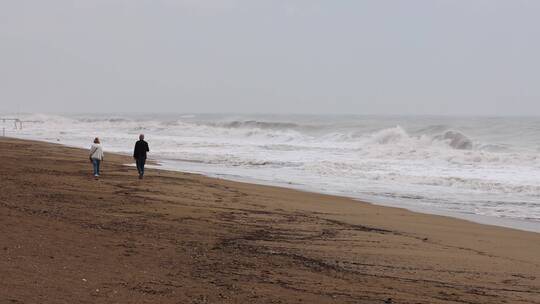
[1,118,19,136]
[0,117,33,136]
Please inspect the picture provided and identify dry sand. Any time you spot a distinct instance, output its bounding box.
[1,138,539,304]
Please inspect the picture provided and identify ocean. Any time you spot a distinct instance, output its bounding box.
[4,113,540,231]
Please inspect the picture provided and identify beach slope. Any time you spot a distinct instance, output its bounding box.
[1,138,539,303]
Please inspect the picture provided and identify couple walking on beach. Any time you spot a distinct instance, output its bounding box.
[89,134,150,179]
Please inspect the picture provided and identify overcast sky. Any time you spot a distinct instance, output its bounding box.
[1,0,539,115]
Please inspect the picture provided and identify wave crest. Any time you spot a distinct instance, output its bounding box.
[214,120,300,130]
[369,126,410,144]
[434,131,473,150]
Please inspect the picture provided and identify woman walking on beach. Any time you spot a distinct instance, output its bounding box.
[89,137,104,178]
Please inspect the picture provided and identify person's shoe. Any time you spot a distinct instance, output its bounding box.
[138,174,143,179]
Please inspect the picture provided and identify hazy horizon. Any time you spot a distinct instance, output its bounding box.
[2,1,540,116]
[4,111,540,118]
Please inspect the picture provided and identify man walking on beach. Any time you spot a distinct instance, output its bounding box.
[133,134,150,179]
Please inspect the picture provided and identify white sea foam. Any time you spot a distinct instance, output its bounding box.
[4,113,540,228]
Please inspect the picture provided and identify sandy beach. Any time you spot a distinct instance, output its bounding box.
[1,137,539,304]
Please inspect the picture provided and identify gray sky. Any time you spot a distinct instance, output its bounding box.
[1,0,539,115]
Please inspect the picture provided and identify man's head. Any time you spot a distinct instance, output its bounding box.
[139,134,145,140]
[94,137,100,144]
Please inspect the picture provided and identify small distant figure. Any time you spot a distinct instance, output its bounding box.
[133,134,150,179]
[89,137,104,178]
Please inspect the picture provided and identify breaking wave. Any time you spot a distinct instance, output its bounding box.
[214,120,300,130]
[434,130,473,150]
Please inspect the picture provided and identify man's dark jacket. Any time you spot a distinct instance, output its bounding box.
[133,140,150,159]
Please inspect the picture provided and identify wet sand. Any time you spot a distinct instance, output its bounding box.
[1,137,539,304]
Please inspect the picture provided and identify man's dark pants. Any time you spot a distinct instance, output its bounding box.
[136,158,146,176]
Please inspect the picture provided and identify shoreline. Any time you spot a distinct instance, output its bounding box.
[152,158,540,234]
[2,137,540,303]
[9,134,540,233]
